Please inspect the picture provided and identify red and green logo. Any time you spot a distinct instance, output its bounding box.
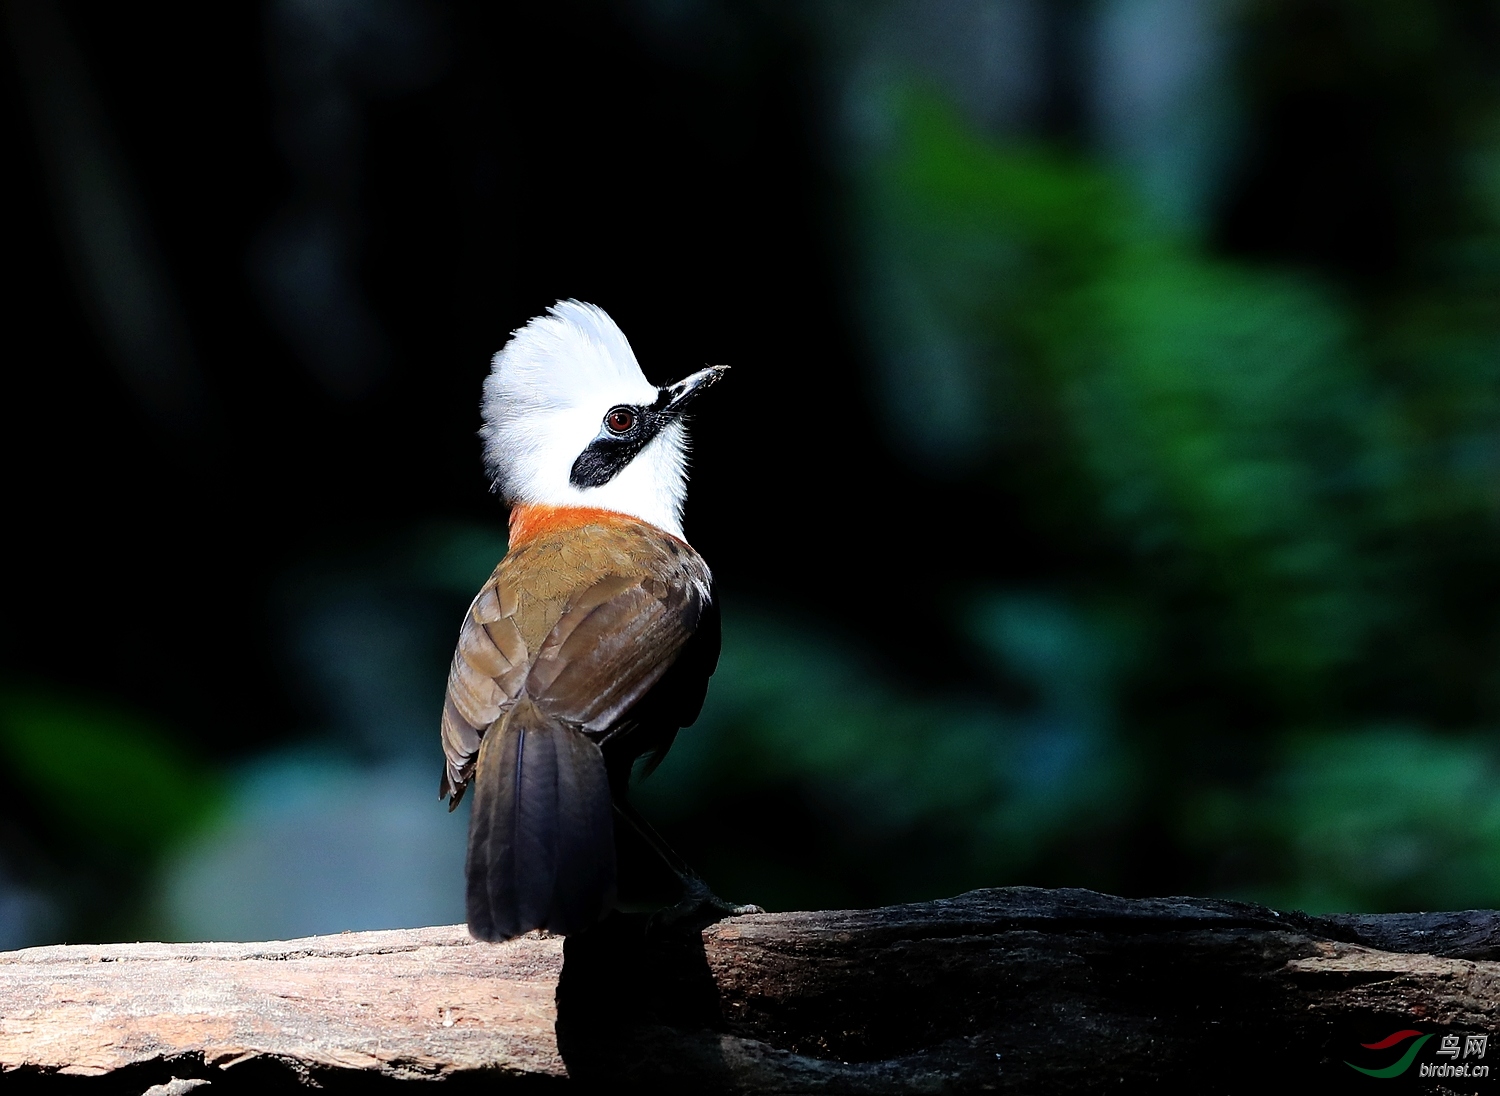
[1346,1030,1431,1078]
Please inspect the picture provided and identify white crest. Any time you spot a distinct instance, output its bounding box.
[480,300,691,538]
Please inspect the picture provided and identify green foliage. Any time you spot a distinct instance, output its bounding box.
[865,88,1395,698]
[724,74,1500,913]
[639,603,1132,910]
[0,691,220,859]
[1190,727,1500,913]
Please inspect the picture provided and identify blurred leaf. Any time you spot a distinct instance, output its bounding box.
[637,606,1134,908]
[846,77,1500,914]
[865,87,1393,698]
[0,691,221,858]
[1188,726,1500,913]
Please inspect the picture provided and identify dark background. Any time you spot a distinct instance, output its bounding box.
[6,0,1500,945]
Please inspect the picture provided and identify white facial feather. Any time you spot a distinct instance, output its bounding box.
[480,300,692,538]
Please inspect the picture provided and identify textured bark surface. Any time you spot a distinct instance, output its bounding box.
[2,888,1499,1093]
[0,926,565,1092]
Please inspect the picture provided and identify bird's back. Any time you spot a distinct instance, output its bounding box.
[440,507,716,939]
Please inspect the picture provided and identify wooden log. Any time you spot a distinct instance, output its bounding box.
[0,926,564,1091]
[2,888,1499,1092]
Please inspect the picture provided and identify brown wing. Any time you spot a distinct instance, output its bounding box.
[440,521,711,807]
[439,577,530,803]
[526,571,707,733]
[598,590,720,779]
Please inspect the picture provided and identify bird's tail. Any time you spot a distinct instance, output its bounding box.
[464,699,616,941]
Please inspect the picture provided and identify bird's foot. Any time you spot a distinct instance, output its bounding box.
[648,877,763,935]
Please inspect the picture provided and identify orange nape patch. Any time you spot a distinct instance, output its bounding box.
[507,504,648,547]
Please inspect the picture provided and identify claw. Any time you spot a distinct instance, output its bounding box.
[647,878,762,935]
[610,800,761,931]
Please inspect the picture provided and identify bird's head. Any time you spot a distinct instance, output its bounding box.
[480,300,727,539]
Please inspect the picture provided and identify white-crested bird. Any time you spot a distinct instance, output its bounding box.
[440,299,746,941]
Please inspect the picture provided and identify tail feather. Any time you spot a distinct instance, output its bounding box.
[547,724,616,929]
[466,702,615,941]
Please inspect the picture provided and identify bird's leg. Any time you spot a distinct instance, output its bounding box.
[611,798,763,927]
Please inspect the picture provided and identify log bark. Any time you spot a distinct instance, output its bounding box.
[2,887,1499,1093]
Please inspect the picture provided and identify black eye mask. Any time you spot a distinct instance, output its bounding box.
[567,365,728,490]
[569,390,674,489]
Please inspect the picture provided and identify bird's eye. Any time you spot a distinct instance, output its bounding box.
[605,407,636,434]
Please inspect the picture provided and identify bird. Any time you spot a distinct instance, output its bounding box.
[439,298,747,942]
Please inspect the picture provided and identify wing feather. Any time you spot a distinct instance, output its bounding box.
[530,575,704,733]
[440,520,712,804]
[440,581,533,804]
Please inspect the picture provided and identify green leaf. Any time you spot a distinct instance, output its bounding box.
[0,691,222,858]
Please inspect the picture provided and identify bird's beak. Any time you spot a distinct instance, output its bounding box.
[660,365,729,416]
